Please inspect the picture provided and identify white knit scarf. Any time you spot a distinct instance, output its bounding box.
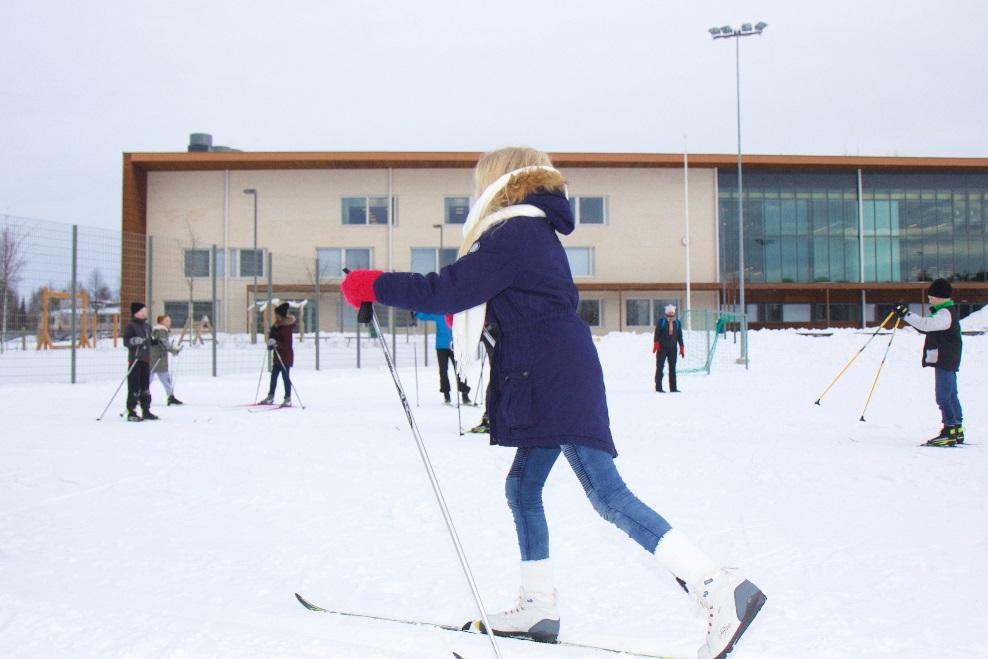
[450,165,562,369]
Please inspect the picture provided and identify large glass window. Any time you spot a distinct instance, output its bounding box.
[225,248,265,278]
[569,196,607,224]
[342,196,393,225]
[163,301,214,329]
[411,247,458,274]
[564,247,593,277]
[444,196,470,224]
[626,298,679,326]
[317,248,372,279]
[184,249,211,278]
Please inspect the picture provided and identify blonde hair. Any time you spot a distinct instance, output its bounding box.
[473,147,553,197]
[460,147,553,256]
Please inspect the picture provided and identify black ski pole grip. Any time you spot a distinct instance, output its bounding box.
[358,301,373,324]
[342,268,374,324]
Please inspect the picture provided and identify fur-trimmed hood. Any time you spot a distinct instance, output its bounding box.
[273,314,296,327]
[488,168,573,236]
[153,323,170,333]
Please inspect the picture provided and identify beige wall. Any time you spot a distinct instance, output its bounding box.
[145,165,721,334]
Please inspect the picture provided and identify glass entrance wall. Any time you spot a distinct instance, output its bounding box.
[719,169,988,285]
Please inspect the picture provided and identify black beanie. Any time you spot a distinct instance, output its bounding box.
[130,301,146,316]
[275,302,290,318]
[927,278,952,298]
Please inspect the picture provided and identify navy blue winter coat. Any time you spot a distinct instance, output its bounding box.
[374,176,616,457]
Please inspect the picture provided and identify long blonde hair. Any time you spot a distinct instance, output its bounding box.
[460,147,554,256]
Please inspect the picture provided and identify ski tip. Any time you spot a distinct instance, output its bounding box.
[452,653,467,659]
[294,592,325,611]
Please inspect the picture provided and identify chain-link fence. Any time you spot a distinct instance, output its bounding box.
[0,215,451,386]
[0,215,749,386]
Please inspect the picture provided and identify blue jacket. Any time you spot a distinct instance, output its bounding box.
[415,312,452,350]
[375,184,615,457]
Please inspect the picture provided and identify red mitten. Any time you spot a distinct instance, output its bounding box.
[445,313,454,329]
[341,270,383,309]
[652,341,658,354]
[679,345,685,358]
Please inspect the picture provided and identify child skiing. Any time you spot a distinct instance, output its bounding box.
[258,302,295,406]
[123,302,157,421]
[341,147,766,659]
[150,314,183,406]
[653,303,685,392]
[414,311,471,405]
[894,278,965,446]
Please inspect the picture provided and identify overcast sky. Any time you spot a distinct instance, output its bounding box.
[2,0,987,230]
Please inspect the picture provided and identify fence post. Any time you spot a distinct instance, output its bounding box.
[211,244,218,377]
[704,308,711,374]
[70,224,78,384]
[314,257,320,371]
[423,321,429,367]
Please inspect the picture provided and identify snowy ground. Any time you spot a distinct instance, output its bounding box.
[1,320,985,659]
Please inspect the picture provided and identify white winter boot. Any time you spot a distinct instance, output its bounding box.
[464,559,559,642]
[694,569,766,659]
[653,529,766,659]
[480,587,559,642]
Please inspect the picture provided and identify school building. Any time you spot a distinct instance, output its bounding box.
[121,144,988,334]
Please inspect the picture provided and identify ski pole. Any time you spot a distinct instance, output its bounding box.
[859,318,901,422]
[253,345,268,404]
[412,324,420,407]
[96,358,140,421]
[272,347,305,409]
[356,300,502,659]
[814,310,896,405]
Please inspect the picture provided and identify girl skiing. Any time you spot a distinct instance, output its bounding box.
[341,147,765,658]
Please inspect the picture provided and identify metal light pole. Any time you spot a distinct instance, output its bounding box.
[243,188,258,340]
[710,21,766,368]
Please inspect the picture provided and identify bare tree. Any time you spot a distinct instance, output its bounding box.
[0,224,28,353]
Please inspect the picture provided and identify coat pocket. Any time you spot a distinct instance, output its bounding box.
[500,368,537,429]
[925,348,939,365]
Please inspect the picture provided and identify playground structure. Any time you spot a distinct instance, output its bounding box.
[35,288,125,350]
[177,314,214,347]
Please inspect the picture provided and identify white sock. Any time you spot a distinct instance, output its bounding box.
[653,529,719,588]
[520,559,555,596]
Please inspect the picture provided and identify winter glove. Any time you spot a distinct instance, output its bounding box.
[341,269,383,309]
[445,313,454,329]
[893,303,909,318]
[652,341,658,354]
[679,345,685,358]
[266,338,277,347]
[129,336,145,346]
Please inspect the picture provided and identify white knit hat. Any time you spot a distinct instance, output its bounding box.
[664,304,676,314]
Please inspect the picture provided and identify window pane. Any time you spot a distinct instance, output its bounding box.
[342,197,367,225]
[565,247,592,276]
[626,299,651,326]
[411,248,436,274]
[438,248,457,269]
[240,249,264,277]
[444,197,470,224]
[579,197,605,224]
[163,301,189,329]
[184,250,210,277]
[317,248,342,278]
[345,248,371,271]
[578,299,601,326]
[368,197,389,224]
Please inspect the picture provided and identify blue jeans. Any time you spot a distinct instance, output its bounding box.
[505,445,672,561]
[269,363,291,398]
[934,368,963,426]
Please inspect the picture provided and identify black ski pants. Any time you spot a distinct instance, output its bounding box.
[436,348,468,395]
[268,363,291,398]
[127,359,151,413]
[655,348,678,392]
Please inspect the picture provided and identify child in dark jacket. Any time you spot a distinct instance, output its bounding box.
[341,147,765,658]
[894,278,965,446]
[653,304,685,392]
[258,302,295,406]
